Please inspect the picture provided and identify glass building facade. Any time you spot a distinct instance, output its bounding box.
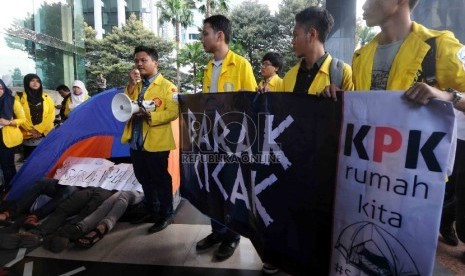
[0,0,86,91]
[82,0,142,36]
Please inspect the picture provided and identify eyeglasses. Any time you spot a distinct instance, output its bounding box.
[261,62,274,68]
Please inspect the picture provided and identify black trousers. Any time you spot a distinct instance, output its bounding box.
[0,132,17,189]
[130,149,173,218]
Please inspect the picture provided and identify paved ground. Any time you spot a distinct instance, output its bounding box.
[2,155,465,275]
[436,234,465,275]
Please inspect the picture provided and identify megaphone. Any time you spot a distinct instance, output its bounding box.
[111,93,156,122]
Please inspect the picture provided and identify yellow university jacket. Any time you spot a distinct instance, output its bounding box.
[352,22,465,91]
[280,54,354,93]
[64,94,90,117]
[202,50,257,92]
[1,99,26,148]
[121,74,179,152]
[258,74,283,92]
[16,92,55,138]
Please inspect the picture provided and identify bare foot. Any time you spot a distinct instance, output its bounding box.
[0,212,9,221]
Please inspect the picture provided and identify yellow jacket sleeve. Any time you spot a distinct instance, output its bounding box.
[1,99,26,148]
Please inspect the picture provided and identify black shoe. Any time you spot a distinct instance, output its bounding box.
[147,217,171,234]
[196,233,223,251]
[262,263,279,274]
[440,225,459,246]
[214,240,239,261]
[130,212,155,224]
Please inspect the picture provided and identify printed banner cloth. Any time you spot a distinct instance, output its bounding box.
[330,92,455,276]
[178,92,455,275]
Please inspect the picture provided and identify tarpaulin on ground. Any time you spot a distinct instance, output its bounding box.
[8,88,180,201]
[179,92,455,276]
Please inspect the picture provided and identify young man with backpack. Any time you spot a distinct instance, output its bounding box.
[350,0,465,262]
[279,6,354,94]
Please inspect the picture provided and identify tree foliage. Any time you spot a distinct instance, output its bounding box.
[84,14,175,92]
[196,0,230,18]
[157,0,195,89]
[231,1,280,80]
[230,0,325,78]
[178,41,209,93]
[274,0,324,73]
[355,18,378,49]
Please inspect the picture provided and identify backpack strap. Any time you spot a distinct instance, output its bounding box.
[329,57,344,88]
[420,37,437,86]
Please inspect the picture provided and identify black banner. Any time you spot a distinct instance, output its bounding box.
[179,92,343,275]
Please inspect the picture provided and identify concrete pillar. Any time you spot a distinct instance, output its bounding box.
[94,0,105,39]
[117,0,127,28]
[325,0,357,64]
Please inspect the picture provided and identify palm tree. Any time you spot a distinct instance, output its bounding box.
[196,0,229,18]
[157,0,194,89]
[178,42,209,93]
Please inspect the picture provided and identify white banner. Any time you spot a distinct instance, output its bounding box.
[56,157,143,193]
[330,92,456,276]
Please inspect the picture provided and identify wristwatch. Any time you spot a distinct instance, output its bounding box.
[445,88,463,106]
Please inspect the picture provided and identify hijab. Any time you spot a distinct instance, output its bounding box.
[0,79,14,120]
[23,73,43,106]
[70,80,89,110]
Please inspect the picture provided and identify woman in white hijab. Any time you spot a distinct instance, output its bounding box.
[64,80,90,119]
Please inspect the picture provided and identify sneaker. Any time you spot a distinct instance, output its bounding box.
[262,263,279,274]
[440,225,459,246]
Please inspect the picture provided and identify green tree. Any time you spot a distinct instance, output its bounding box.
[178,42,209,93]
[157,0,195,90]
[84,14,175,92]
[231,1,280,80]
[355,17,378,49]
[196,0,230,18]
[274,0,324,73]
[11,68,23,87]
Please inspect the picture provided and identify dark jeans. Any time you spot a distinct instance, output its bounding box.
[32,187,113,237]
[211,219,240,242]
[1,178,78,219]
[130,149,173,218]
[0,132,17,189]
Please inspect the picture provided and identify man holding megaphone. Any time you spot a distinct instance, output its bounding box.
[120,45,179,234]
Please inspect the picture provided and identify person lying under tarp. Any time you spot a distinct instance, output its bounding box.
[0,178,79,229]
[0,156,145,251]
[42,190,143,252]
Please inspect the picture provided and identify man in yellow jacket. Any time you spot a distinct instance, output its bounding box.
[196,14,257,262]
[280,6,353,95]
[354,0,465,255]
[201,15,256,93]
[121,45,178,234]
[258,52,283,92]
